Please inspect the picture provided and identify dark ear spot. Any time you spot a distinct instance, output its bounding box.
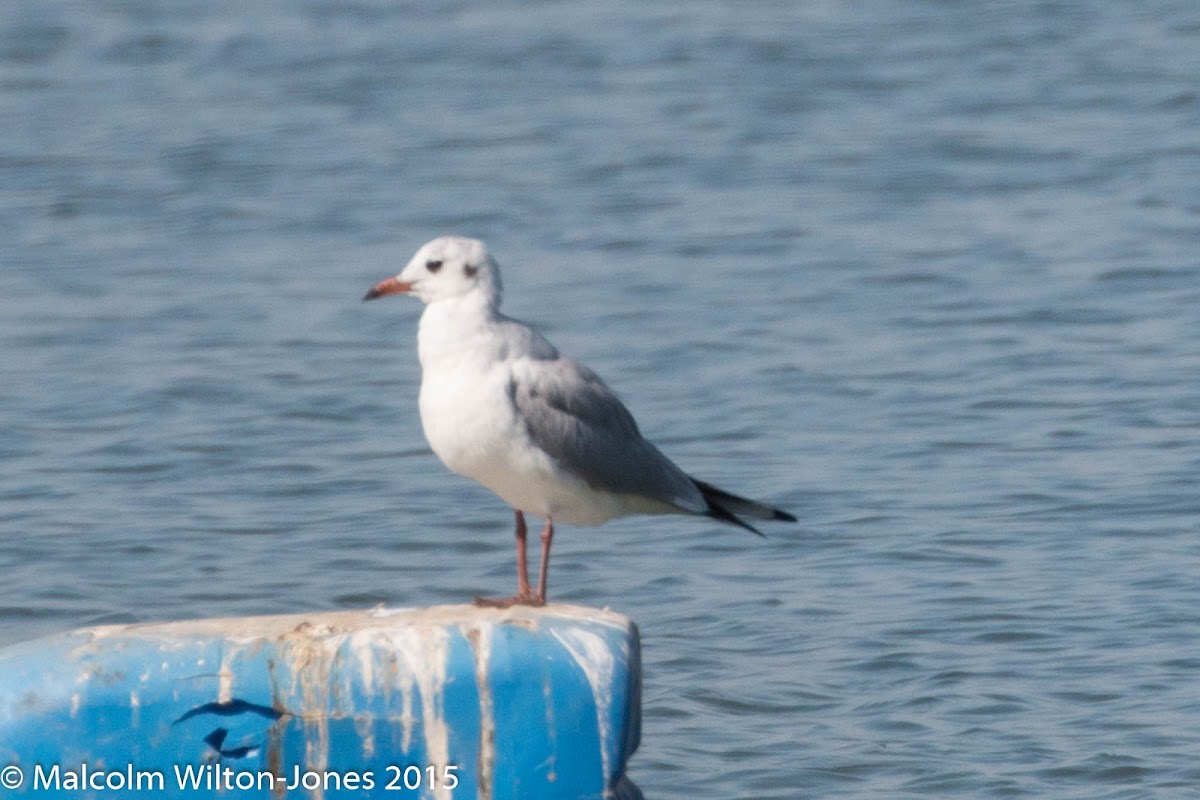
[464,264,478,277]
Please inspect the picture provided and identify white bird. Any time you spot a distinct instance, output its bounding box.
[364,236,795,607]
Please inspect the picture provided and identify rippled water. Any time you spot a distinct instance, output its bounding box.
[3,1,1200,796]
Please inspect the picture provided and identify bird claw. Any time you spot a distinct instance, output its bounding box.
[472,593,546,609]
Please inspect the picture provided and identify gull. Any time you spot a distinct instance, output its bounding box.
[364,236,795,607]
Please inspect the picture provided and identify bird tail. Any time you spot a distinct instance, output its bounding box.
[691,478,797,537]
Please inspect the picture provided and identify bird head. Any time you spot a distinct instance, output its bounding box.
[363,236,502,307]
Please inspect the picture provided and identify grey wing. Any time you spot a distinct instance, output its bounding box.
[508,356,706,513]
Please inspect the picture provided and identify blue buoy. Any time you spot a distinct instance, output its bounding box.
[0,605,643,799]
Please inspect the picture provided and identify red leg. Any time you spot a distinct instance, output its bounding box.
[535,518,554,605]
[513,510,532,598]
[474,510,546,608]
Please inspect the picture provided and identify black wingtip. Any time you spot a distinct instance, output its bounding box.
[692,477,794,535]
[705,505,767,537]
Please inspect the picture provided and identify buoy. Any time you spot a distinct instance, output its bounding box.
[0,604,643,799]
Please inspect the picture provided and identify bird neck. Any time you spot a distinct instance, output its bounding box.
[416,292,501,368]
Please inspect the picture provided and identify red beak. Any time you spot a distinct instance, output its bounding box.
[363,276,413,301]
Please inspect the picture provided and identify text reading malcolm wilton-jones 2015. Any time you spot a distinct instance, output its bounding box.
[25,761,461,793]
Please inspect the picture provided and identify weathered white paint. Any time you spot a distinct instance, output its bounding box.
[467,622,496,800]
[553,628,618,789]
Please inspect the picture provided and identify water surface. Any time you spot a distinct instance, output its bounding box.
[3,2,1200,797]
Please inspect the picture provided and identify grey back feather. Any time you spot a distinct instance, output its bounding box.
[507,354,704,512]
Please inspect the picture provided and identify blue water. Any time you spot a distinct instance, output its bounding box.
[3,1,1200,796]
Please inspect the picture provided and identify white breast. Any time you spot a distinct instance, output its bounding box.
[419,360,620,523]
[414,301,643,526]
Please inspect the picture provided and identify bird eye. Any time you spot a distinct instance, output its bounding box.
[426,259,443,273]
